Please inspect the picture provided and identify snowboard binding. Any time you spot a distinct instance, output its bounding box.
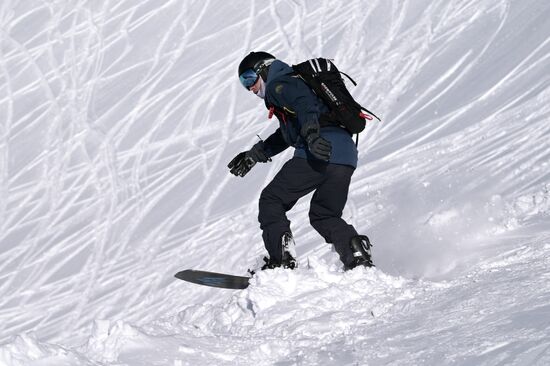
[249,232,297,274]
[345,235,374,270]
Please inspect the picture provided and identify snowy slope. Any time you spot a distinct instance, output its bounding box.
[1,0,550,365]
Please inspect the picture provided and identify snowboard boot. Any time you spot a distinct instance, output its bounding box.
[345,235,374,270]
[280,231,297,269]
[260,231,297,271]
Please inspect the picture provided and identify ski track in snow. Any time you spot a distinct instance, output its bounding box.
[0,0,549,364]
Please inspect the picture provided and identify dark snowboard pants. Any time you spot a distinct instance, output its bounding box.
[258,157,358,266]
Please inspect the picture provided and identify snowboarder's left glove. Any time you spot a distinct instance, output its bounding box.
[228,142,270,177]
[301,121,331,162]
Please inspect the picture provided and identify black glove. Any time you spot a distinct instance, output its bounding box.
[228,152,256,177]
[228,142,270,177]
[302,122,332,162]
[248,141,270,163]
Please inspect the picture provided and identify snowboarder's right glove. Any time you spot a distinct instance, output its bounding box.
[247,141,270,163]
[228,141,270,177]
[302,122,332,162]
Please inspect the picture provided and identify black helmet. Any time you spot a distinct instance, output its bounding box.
[238,51,276,83]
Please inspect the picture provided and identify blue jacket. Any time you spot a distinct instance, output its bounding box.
[262,60,358,168]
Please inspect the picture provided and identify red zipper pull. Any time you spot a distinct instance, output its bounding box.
[359,112,373,121]
[281,111,287,125]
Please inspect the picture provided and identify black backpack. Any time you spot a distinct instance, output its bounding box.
[292,58,381,135]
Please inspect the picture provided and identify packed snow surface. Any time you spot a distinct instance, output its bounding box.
[1,0,549,365]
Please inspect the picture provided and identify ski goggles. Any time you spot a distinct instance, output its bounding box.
[239,69,259,89]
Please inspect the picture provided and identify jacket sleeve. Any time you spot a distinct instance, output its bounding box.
[267,77,322,136]
[263,128,289,157]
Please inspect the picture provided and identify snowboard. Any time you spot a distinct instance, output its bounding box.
[174,269,250,289]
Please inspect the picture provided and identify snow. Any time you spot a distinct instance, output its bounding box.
[1,0,549,365]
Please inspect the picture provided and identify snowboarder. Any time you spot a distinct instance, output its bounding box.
[229,51,373,271]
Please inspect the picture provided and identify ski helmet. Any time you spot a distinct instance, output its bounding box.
[238,51,276,86]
